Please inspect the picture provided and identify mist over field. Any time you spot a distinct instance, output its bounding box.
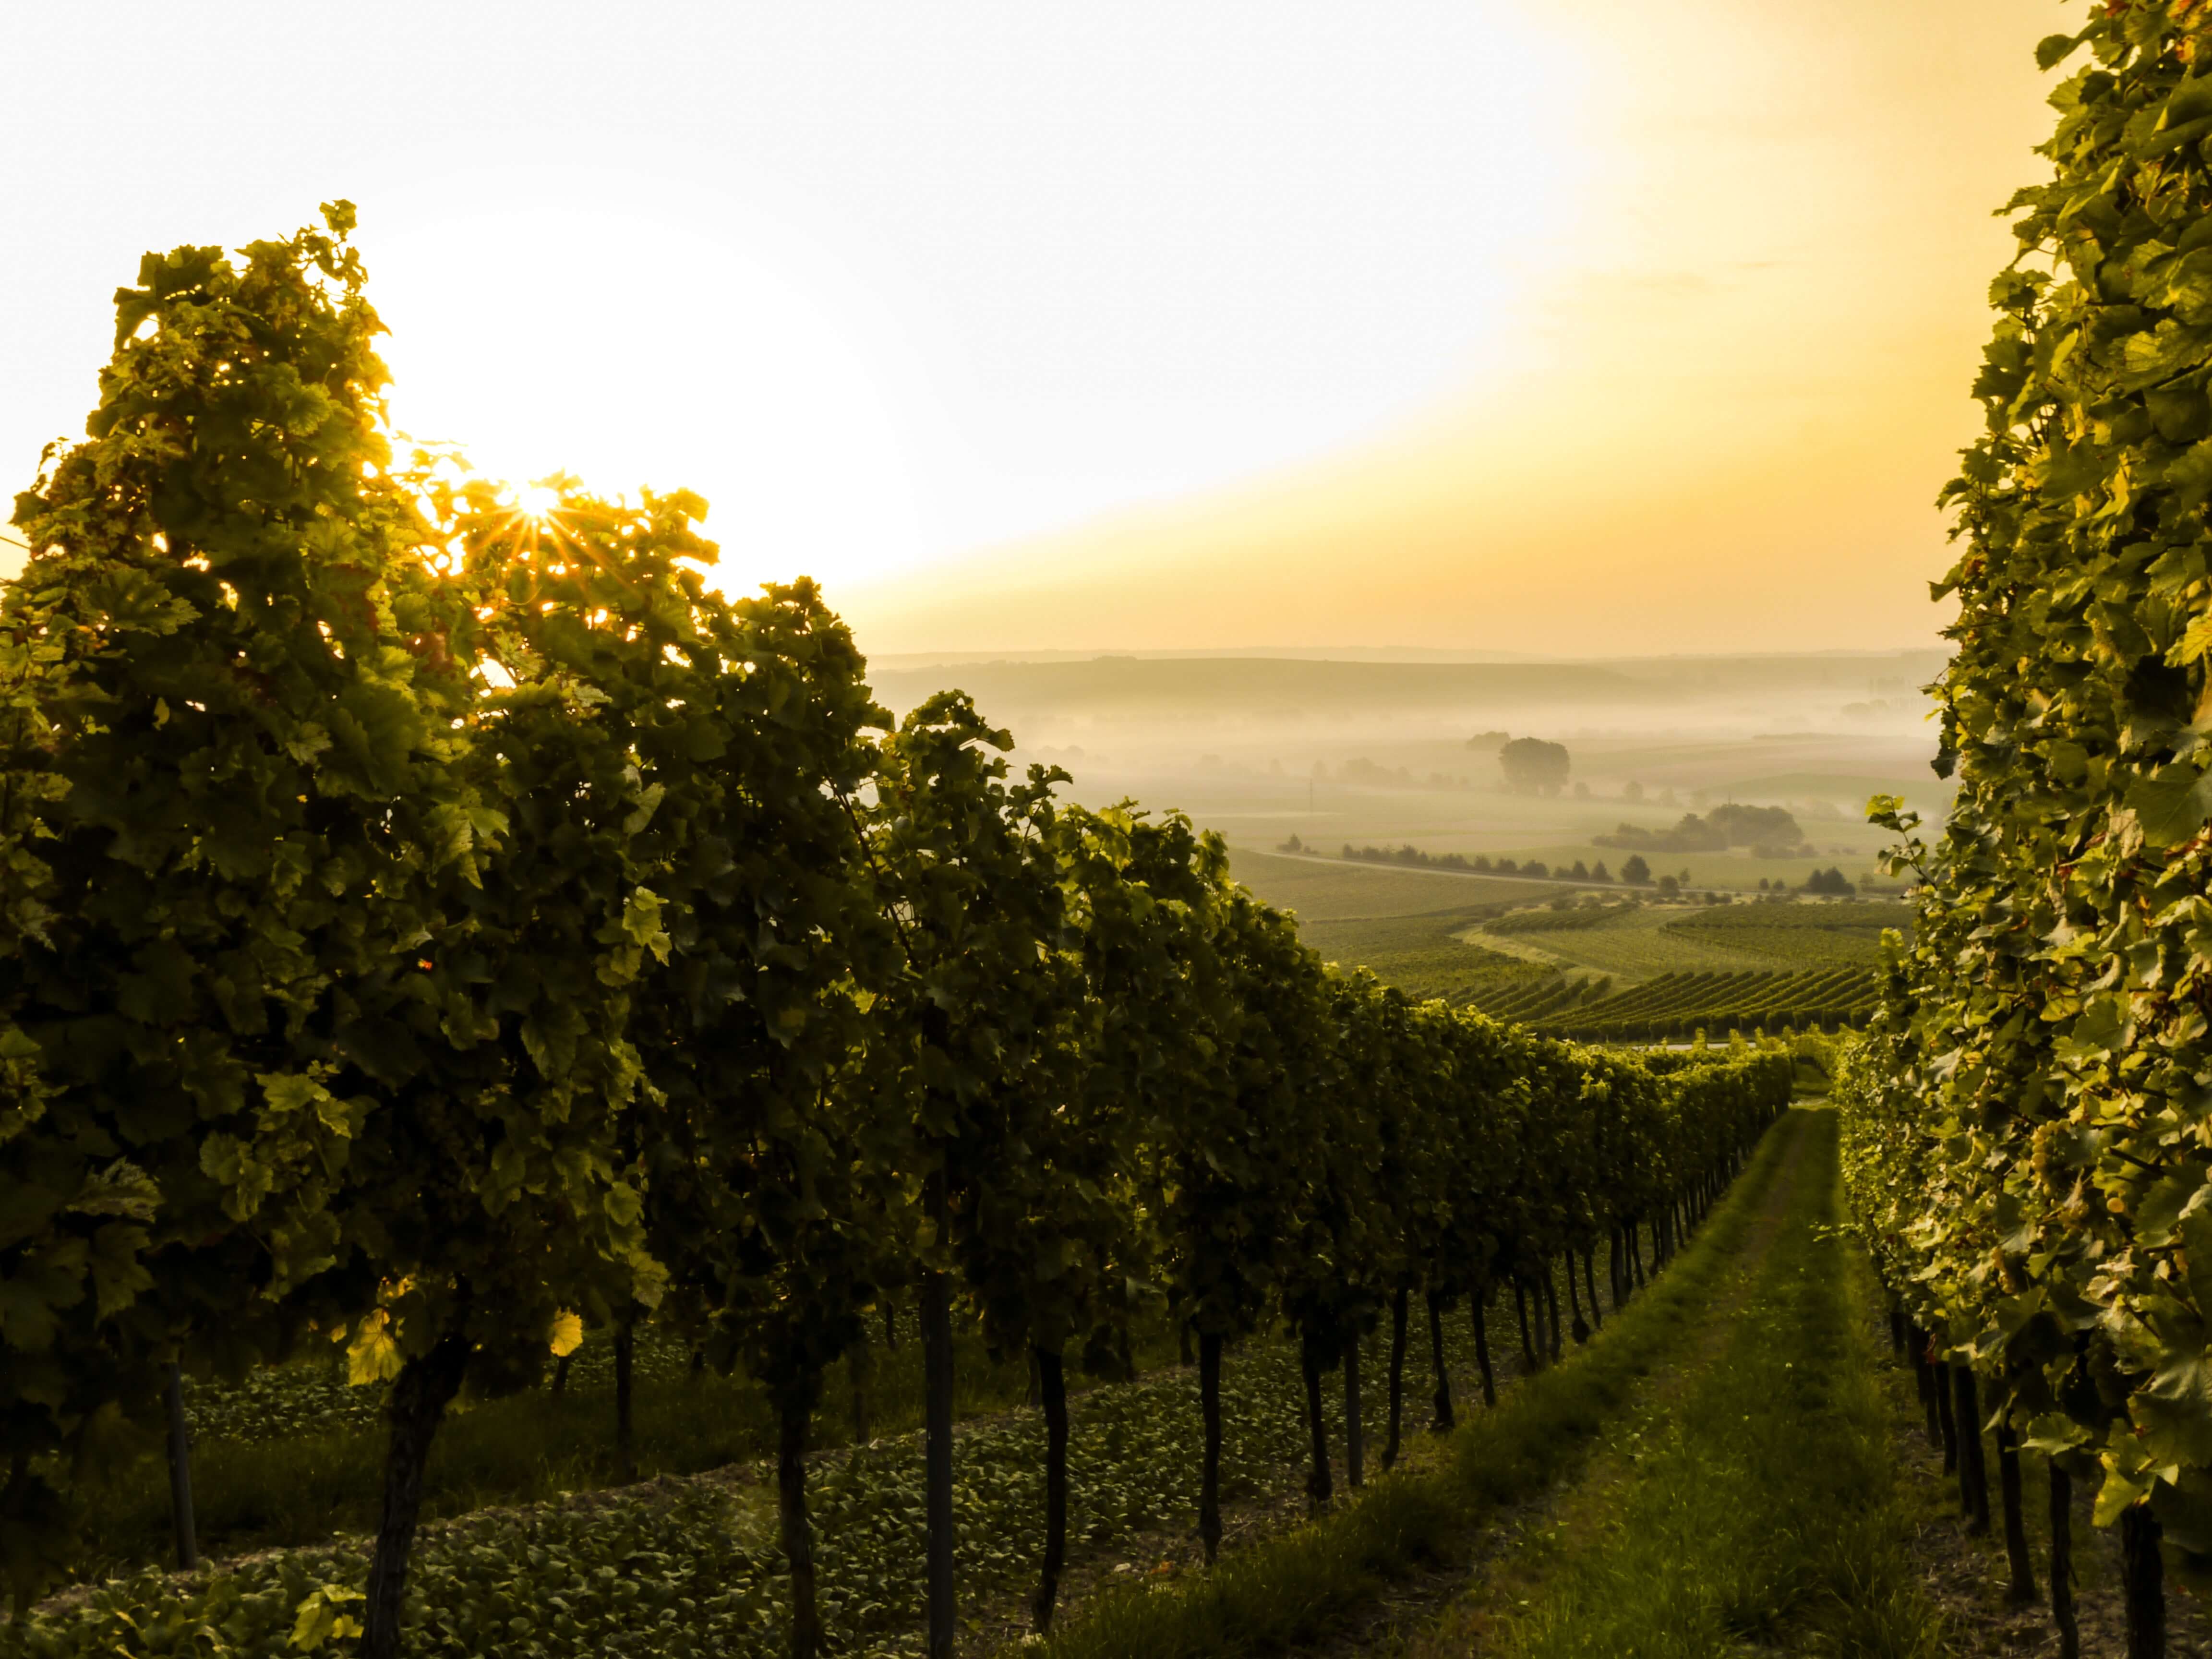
[870,647,1950,901]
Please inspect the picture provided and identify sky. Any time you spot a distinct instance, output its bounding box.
[1,1,2069,657]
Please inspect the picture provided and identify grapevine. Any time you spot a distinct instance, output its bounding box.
[1838,7,2212,1651]
[0,209,1792,1658]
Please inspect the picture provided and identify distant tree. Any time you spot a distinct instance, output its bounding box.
[1705,803,1803,849]
[1494,858,1518,874]
[1342,757,1414,789]
[1592,814,1726,854]
[1472,855,1493,872]
[1568,860,1589,880]
[1621,854,1652,886]
[1591,861,1612,883]
[1499,737,1570,795]
[1465,730,1510,752]
[1657,875,1681,898]
[1572,781,1590,799]
[1522,860,1549,879]
[1803,866,1857,896]
[1623,781,1644,802]
[1278,833,1304,853]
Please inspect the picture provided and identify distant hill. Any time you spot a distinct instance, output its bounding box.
[869,657,1656,721]
[866,650,1948,723]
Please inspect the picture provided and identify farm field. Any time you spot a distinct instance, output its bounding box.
[1468,902,1905,1034]
[1231,847,1904,1037]
[1291,910,1550,1008]
[1220,849,1573,920]
[1473,903,1785,979]
[1006,707,1946,899]
[1539,967,1879,1042]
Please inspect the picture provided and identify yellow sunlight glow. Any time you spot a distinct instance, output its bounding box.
[369,187,924,596]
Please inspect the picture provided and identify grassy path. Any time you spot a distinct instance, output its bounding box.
[1036,1106,1812,1659]
[1391,1107,1939,1659]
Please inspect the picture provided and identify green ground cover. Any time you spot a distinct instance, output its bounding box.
[31,1346,1329,1659]
[78,1319,1036,1579]
[26,1277,1567,1659]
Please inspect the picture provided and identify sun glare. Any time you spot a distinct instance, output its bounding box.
[370,190,926,596]
[516,483,561,521]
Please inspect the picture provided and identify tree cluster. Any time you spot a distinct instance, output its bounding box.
[0,210,1791,1659]
[1594,804,1806,857]
[1336,844,1614,884]
[1496,737,1569,795]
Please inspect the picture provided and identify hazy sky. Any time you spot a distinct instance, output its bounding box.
[3,1,2065,655]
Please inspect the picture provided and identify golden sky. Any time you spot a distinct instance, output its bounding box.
[843,0,2066,655]
[1,1,2066,655]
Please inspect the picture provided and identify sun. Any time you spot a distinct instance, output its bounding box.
[515,482,562,521]
[369,189,924,594]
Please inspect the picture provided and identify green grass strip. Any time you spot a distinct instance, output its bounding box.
[1039,1109,1811,1659]
[1490,1110,1941,1659]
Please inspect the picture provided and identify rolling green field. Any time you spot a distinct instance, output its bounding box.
[1230,851,1906,1038]
[1474,904,1777,979]
[1223,849,1573,921]
[1471,900,1909,981]
[1292,911,1552,1007]
[1544,967,1878,1041]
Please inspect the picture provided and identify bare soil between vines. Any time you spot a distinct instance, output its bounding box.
[1868,1320,2212,1657]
